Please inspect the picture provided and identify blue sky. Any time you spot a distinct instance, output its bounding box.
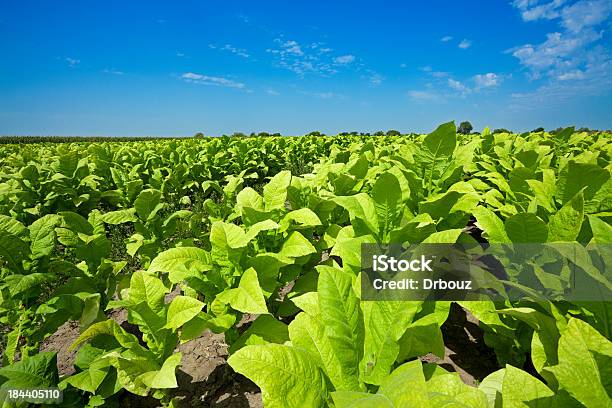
[1,0,611,136]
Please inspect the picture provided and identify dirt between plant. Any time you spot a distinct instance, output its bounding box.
[39,302,497,406]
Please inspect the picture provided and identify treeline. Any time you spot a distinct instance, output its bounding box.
[0,135,189,145]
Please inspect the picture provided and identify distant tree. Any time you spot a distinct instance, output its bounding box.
[492,128,511,134]
[271,132,281,137]
[193,132,205,138]
[232,132,247,138]
[457,121,473,134]
[307,131,324,137]
[258,132,271,137]
[550,127,564,134]
[532,127,545,133]
[373,131,384,136]
[577,127,591,133]
[386,130,401,136]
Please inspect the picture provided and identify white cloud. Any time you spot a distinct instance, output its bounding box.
[181,72,246,89]
[557,69,585,80]
[458,39,472,49]
[441,35,453,42]
[448,78,469,93]
[300,90,342,99]
[473,72,500,88]
[281,40,303,56]
[266,89,280,95]
[509,0,610,84]
[176,52,185,57]
[334,54,355,64]
[512,0,566,21]
[561,0,612,32]
[209,43,250,58]
[103,68,124,75]
[368,72,384,86]
[65,57,80,67]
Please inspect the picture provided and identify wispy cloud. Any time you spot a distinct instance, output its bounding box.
[473,73,500,88]
[300,90,343,99]
[458,39,472,49]
[176,52,185,57]
[266,89,280,96]
[65,57,80,67]
[509,0,611,85]
[441,35,453,42]
[181,72,246,89]
[368,71,384,86]
[209,43,250,58]
[448,78,469,93]
[267,39,339,76]
[103,68,124,75]
[334,54,355,64]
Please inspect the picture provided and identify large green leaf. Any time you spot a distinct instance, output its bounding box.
[29,214,60,259]
[317,265,363,390]
[216,268,268,314]
[148,247,212,283]
[502,365,554,408]
[228,344,329,408]
[548,190,584,242]
[547,318,611,407]
[263,170,291,211]
[504,213,548,243]
[164,296,204,330]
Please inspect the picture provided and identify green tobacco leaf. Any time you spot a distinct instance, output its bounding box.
[0,232,29,272]
[237,187,264,211]
[422,229,463,243]
[29,214,60,259]
[423,121,456,158]
[371,172,401,238]
[557,162,609,204]
[164,296,204,330]
[289,312,354,391]
[280,231,317,258]
[473,206,510,243]
[504,213,548,243]
[548,190,584,242]
[62,359,110,393]
[134,189,163,221]
[231,315,289,354]
[360,301,420,385]
[137,353,182,389]
[332,392,393,407]
[228,344,329,408]
[71,319,143,351]
[0,352,59,391]
[0,215,27,237]
[502,365,554,408]
[479,368,504,408]
[128,271,168,316]
[333,194,379,236]
[377,360,430,407]
[546,318,611,407]
[318,265,363,391]
[149,247,212,283]
[588,215,612,243]
[217,268,268,314]
[280,208,322,230]
[210,221,250,250]
[263,170,291,211]
[101,208,138,225]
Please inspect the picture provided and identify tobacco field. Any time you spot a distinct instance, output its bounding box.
[0,123,610,407]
